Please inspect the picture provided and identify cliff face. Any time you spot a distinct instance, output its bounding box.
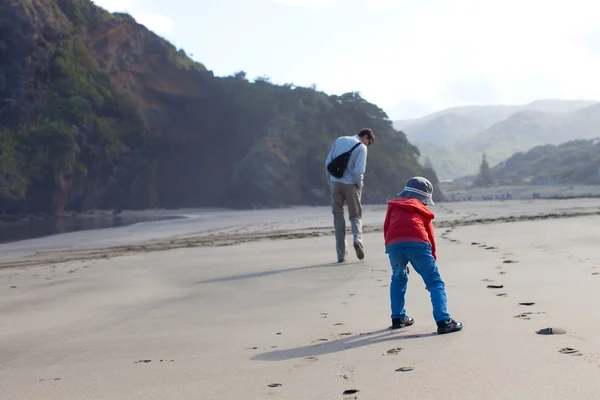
[0,0,440,215]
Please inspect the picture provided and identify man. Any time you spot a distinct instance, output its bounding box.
[325,128,375,263]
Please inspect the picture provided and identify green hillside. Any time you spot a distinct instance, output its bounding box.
[490,138,600,185]
[0,0,440,216]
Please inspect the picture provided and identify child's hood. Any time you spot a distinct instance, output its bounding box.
[387,198,435,220]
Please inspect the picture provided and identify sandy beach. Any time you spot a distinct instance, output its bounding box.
[1,198,600,399]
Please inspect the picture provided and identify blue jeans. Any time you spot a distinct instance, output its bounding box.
[385,242,451,323]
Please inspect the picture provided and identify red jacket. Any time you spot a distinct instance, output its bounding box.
[383,198,437,260]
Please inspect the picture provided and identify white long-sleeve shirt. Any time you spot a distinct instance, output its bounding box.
[325,135,368,186]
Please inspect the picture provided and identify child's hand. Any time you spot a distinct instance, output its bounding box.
[407,266,410,274]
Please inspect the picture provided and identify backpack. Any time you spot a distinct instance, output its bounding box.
[326,142,361,179]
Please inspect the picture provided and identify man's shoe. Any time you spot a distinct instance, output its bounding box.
[353,241,365,260]
[437,318,463,334]
[389,316,415,330]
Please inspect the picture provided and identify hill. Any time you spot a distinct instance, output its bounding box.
[393,99,597,136]
[0,0,439,216]
[455,105,600,169]
[398,101,600,180]
[489,138,600,186]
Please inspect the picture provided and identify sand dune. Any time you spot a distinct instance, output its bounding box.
[1,199,600,399]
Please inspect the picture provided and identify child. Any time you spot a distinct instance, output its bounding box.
[383,176,463,334]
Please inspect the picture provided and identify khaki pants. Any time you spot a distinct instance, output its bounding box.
[330,181,363,261]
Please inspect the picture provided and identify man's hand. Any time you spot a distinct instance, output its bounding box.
[407,266,410,275]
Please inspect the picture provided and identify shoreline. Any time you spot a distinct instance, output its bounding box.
[3,187,600,222]
[0,211,188,246]
[2,207,600,270]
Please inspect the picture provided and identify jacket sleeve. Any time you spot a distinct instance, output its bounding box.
[383,204,391,239]
[351,145,367,186]
[324,144,334,180]
[426,219,437,260]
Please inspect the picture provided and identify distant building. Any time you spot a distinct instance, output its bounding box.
[454,176,474,188]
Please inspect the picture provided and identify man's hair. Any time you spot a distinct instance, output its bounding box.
[358,128,374,143]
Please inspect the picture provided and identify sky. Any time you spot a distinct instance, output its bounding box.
[92,0,600,120]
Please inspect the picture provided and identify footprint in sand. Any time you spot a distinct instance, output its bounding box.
[395,367,414,372]
[503,260,519,264]
[334,323,345,326]
[268,383,282,388]
[536,327,566,335]
[482,279,494,282]
[343,389,360,399]
[485,246,497,250]
[487,284,504,289]
[293,356,319,368]
[496,293,508,297]
[519,302,536,306]
[498,271,507,275]
[340,332,352,336]
[386,347,403,355]
[515,313,532,320]
[559,347,582,356]
[592,272,600,276]
[310,339,329,345]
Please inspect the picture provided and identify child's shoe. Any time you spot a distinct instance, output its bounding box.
[437,318,463,334]
[389,316,415,330]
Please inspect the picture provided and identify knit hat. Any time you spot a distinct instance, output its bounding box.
[397,176,435,205]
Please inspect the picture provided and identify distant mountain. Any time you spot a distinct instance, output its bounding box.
[396,100,599,180]
[394,99,597,132]
[456,104,600,166]
[398,114,486,146]
[490,138,600,186]
[0,0,440,216]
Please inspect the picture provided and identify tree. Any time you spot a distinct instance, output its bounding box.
[474,153,493,187]
[423,155,433,170]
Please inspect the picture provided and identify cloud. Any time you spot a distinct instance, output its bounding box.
[347,0,600,118]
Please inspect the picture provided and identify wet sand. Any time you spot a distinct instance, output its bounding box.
[1,199,600,399]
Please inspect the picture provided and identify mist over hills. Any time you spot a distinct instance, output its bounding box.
[393,100,600,180]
